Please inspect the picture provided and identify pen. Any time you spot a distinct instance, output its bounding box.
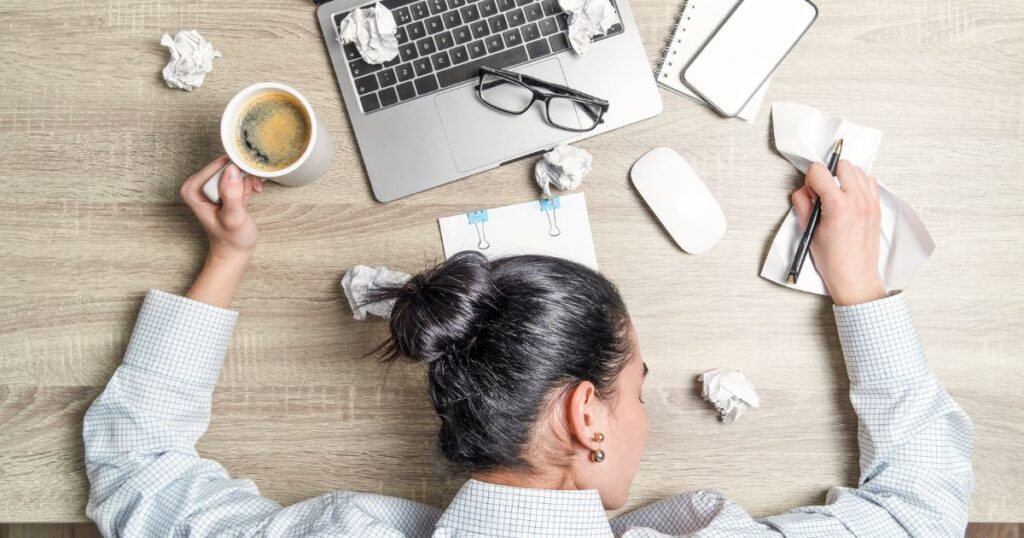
[786,138,844,285]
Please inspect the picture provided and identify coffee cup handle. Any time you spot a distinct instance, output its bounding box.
[202,164,231,204]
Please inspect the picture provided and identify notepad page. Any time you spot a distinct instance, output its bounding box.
[655,0,769,121]
[437,193,599,270]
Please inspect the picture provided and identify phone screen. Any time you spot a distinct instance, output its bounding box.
[683,0,817,117]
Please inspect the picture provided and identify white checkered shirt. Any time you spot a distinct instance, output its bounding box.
[84,290,973,537]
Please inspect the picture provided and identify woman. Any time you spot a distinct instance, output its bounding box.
[84,157,973,537]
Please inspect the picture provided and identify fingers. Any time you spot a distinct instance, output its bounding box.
[805,162,841,202]
[180,155,230,207]
[836,160,867,195]
[218,165,249,229]
[790,185,816,230]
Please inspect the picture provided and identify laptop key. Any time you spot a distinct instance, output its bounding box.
[442,10,462,28]
[506,8,525,27]
[384,54,402,67]
[413,57,434,76]
[521,22,540,41]
[355,74,380,94]
[431,51,452,70]
[382,0,419,9]
[538,16,558,35]
[360,93,381,112]
[396,81,417,100]
[343,44,360,61]
[470,20,489,38]
[467,39,487,58]
[435,30,454,49]
[485,34,505,53]
[488,14,509,33]
[453,25,473,44]
[524,3,543,21]
[425,15,444,34]
[479,0,498,18]
[460,3,480,22]
[415,74,440,94]
[428,0,447,14]
[378,68,398,87]
[350,59,382,77]
[411,1,430,19]
[417,37,437,55]
[526,36,550,59]
[450,44,469,64]
[436,45,528,88]
[407,21,427,40]
[449,0,466,6]
[540,0,560,16]
[379,87,399,107]
[548,31,569,52]
[394,6,413,24]
[395,62,416,81]
[399,42,418,62]
[556,14,567,31]
[497,0,515,10]
[502,28,523,47]
[395,27,409,44]
[514,0,531,6]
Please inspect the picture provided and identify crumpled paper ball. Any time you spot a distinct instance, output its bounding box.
[698,369,760,423]
[534,143,593,198]
[557,0,620,55]
[341,265,412,320]
[336,2,400,64]
[160,30,221,91]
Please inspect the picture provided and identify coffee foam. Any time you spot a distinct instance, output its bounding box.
[235,92,311,172]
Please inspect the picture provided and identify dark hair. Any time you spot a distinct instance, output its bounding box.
[369,251,633,474]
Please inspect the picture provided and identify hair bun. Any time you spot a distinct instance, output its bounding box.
[386,251,497,363]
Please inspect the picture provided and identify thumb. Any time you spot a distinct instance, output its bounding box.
[791,185,816,231]
[218,164,247,228]
[805,162,841,203]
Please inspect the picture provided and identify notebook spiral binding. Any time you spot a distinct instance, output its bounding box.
[653,0,691,79]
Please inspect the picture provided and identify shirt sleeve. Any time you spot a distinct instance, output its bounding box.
[759,292,975,537]
[83,289,282,537]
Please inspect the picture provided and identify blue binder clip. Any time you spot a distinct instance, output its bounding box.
[467,210,491,249]
[539,197,561,237]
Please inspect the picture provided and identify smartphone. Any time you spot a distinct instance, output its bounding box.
[682,0,817,117]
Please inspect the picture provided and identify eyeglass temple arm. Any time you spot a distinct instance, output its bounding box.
[481,67,608,106]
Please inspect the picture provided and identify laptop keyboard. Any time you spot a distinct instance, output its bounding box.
[332,0,623,113]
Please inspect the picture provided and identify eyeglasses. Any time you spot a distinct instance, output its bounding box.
[476,66,609,132]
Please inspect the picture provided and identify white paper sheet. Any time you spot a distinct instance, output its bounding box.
[698,369,760,423]
[336,2,399,64]
[761,102,935,295]
[438,193,598,270]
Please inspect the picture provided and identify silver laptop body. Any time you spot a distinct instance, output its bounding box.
[317,0,662,202]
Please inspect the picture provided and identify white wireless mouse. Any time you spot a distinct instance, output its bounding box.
[630,147,726,254]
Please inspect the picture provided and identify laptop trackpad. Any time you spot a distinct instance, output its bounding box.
[435,59,577,172]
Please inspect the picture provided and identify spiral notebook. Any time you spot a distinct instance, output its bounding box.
[654,0,770,121]
[437,193,599,270]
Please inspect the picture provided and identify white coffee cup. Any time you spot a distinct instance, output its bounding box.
[203,82,333,203]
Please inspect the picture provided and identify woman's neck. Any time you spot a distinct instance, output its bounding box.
[472,468,577,491]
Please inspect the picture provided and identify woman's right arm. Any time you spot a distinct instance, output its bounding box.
[760,163,974,535]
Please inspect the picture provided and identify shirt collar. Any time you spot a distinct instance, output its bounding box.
[436,479,613,537]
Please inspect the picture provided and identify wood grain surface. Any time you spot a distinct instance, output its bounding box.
[1,0,1022,524]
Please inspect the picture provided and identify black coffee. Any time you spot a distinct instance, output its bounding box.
[234,92,311,172]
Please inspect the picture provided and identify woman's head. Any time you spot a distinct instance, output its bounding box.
[371,252,648,508]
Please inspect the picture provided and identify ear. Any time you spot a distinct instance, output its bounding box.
[565,381,608,452]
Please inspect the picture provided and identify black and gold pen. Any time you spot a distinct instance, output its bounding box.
[787,139,844,285]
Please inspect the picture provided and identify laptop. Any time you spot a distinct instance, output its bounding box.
[316,0,662,202]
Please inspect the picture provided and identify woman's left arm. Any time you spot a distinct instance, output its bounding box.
[82,158,278,536]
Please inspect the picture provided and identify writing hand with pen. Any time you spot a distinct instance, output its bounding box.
[790,160,888,306]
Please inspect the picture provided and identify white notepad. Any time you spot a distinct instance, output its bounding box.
[437,193,599,270]
[654,0,769,121]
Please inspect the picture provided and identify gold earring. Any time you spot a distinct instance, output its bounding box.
[591,432,605,462]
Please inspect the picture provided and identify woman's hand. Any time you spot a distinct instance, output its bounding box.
[791,160,887,306]
[180,156,263,308]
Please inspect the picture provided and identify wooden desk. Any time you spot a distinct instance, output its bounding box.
[1,0,1021,523]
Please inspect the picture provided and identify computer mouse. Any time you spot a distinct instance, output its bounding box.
[630,147,727,254]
